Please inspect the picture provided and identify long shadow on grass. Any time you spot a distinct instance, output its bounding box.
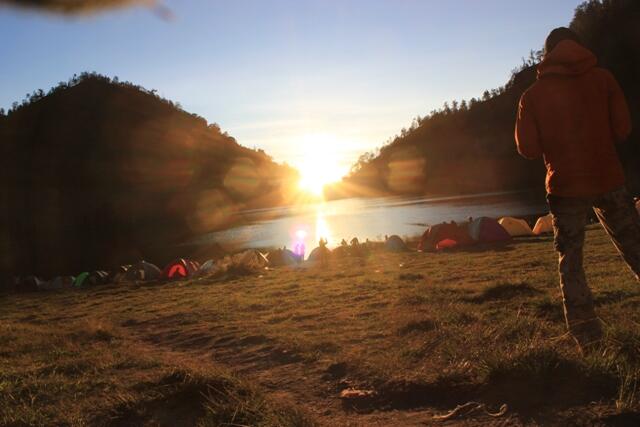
[595,290,640,307]
[529,298,565,322]
[341,374,478,413]
[480,348,617,417]
[467,281,542,304]
[136,321,306,370]
[342,348,617,420]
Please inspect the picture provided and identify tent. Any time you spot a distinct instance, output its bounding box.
[79,270,109,286]
[267,248,297,267]
[499,217,534,237]
[55,276,75,289]
[307,246,331,262]
[468,217,512,243]
[385,235,408,252]
[533,214,554,235]
[125,261,162,281]
[74,272,90,288]
[41,276,75,290]
[163,258,199,280]
[418,223,474,251]
[199,259,216,274]
[75,270,111,287]
[86,270,109,286]
[331,245,349,258]
[232,250,269,269]
[436,239,458,251]
[111,265,131,283]
[208,250,269,276]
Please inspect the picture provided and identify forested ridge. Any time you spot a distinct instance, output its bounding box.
[0,73,298,278]
[331,0,640,199]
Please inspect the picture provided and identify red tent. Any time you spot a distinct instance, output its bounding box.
[436,239,458,251]
[418,223,474,251]
[163,258,199,280]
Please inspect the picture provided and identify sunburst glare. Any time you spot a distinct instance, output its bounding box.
[296,133,348,197]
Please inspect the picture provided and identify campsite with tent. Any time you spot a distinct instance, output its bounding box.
[4,209,563,294]
[4,0,640,426]
[5,210,640,426]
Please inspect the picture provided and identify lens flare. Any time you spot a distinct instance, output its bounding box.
[295,133,348,197]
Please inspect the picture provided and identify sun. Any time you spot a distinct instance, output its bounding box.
[295,134,347,196]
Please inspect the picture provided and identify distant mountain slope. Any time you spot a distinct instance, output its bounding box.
[0,73,297,278]
[333,0,640,199]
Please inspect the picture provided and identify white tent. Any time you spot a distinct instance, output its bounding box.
[198,259,216,274]
[533,214,554,235]
[238,250,268,267]
[498,217,534,237]
[266,249,297,267]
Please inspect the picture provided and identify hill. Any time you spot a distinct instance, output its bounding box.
[330,0,640,199]
[0,73,298,278]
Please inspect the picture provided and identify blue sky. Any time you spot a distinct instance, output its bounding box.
[0,0,583,176]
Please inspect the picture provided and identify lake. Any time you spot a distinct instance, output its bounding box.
[192,191,548,253]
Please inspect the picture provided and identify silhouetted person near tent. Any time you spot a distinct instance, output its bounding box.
[516,27,640,353]
[318,238,329,267]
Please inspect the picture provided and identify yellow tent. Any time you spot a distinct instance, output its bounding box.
[533,214,553,235]
[498,217,534,237]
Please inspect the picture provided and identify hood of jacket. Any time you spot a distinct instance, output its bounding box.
[537,40,597,79]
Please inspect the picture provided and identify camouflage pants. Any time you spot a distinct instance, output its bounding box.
[548,187,640,342]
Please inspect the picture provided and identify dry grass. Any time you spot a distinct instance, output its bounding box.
[3,226,640,425]
[0,316,313,426]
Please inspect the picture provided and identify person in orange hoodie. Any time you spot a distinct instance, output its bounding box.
[516,27,640,353]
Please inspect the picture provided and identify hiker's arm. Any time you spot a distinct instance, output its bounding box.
[515,93,542,159]
[606,71,632,142]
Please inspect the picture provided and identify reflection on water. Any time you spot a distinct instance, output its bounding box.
[194,191,547,252]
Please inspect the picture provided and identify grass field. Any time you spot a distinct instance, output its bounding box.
[3,226,640,426]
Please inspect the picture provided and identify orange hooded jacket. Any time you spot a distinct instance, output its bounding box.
[515,40,632,197]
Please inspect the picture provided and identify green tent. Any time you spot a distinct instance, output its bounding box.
[74,272,90,288]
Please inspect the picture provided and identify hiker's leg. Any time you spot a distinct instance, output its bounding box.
[548,194,602,347]
[593,187,640,280]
